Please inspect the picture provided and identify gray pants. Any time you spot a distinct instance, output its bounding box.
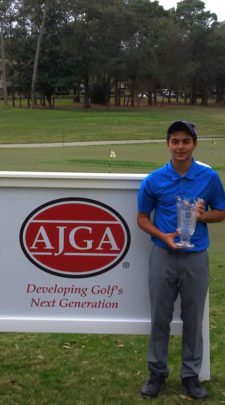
[148,245,209,378]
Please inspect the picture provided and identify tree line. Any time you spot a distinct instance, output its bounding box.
[1,0,225,108]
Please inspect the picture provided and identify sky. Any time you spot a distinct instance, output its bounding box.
[157,0,225,22]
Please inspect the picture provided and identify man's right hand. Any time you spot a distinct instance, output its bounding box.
[161,231,180,250]
[137,213,181,249]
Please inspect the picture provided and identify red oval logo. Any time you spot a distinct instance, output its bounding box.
[20,198,130,278]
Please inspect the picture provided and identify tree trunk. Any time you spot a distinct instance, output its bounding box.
[31,1,48,109]
[123,82,126,105]
[83,73,90,108]
[12,82,15,107]
[114,79,120,106]
[0,18,8,109]
[130,77,136,107]
[190,79,197,105]
[148,88,152,105]
[106,74,110,108]
[215,81,224,104]
[201,91,208,106]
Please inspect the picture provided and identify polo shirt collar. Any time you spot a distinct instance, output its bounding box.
[167,159,198,180]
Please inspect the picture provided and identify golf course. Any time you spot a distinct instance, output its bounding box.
[0,103,224,404]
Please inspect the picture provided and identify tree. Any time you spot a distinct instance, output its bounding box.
[206,22,225,104]
[2,0,225,110]
[121,0,166,106]
[0,0,12,108]
[175,0,217,105]
[153,16,190,103]
[60,0,133,108]
[31,0,49,108]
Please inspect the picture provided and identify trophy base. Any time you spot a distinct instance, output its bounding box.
[175,242,195,249]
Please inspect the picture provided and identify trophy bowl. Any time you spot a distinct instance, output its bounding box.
[176,197,197,248]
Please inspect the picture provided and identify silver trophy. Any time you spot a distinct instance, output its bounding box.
[176,197,197,248]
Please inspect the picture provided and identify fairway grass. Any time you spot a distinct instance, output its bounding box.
[1,105,225,144]
[0,139,224,174]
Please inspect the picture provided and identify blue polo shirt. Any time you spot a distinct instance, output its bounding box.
[138,160,225,251]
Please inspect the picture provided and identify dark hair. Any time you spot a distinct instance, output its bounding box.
[167,120,197,142]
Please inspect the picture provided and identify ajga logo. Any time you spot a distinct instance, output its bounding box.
[20,198,131,278]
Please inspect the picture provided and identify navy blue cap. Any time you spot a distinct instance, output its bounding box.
[167,120,197,140]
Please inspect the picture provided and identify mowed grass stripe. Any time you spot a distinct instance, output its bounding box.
[1,105,225,144]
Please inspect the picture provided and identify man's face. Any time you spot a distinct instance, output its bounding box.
[167,131,197,163]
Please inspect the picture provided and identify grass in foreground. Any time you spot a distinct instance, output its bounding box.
[0,254,224,405]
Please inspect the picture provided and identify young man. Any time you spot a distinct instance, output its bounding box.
[137,120,225,400]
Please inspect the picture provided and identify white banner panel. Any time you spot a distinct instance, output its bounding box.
[0,172,210,380]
